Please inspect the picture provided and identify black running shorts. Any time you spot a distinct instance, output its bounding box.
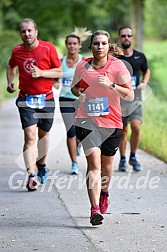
[75,118,122,156]
[16,96,55,132]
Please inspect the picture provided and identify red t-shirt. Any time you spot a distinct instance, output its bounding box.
[75,55,131,128]
[9,39,61,96]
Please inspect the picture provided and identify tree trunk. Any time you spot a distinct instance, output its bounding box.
[131,0,145,51]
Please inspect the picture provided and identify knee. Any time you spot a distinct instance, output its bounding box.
[87,159,101,172]
[131,125,141,135]
[24,131,36,145]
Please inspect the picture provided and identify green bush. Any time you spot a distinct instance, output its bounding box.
[0,30,21,72]
[0,30,20,103]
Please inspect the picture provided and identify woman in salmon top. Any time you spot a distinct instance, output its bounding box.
[71,30,134,226]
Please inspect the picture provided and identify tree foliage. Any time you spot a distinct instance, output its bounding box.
[1,0,166,43]
[144,0,167,39]
[1,0,131,43]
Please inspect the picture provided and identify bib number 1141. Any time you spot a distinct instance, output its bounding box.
[85,97,109,116]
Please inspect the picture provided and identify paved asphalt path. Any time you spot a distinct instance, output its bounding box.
[0,90,167,252]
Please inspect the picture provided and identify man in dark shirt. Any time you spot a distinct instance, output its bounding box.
[117,26,150,172]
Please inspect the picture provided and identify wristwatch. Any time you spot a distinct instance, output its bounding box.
[110,83,115,89]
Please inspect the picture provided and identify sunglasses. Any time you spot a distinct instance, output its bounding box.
[120,34,133,38]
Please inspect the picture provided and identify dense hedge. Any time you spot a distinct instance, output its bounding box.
[0,30,21,71]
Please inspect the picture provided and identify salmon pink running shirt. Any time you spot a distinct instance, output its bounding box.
[74,55,131,128]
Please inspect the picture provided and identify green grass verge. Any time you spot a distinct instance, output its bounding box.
[144,40,167,101]
[140,95,167,162]
[139,40,167,162]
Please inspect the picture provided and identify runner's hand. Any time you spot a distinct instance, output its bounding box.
[98,73,111,88]
[137,82,147,90]
[30,63,43,78]
[79,88,86,103]
[7,83,16,93]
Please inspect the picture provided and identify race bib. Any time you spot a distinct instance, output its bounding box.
[62,77,73,87]
[132,76,137,90]
[26,94,46,109]
[85,97,109,116]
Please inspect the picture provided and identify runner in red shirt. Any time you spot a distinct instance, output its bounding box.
[71,30,134,225]
[6,18,62,191]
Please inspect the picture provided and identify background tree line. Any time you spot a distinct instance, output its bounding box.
[1,0,167,41]
[0,0,166,54]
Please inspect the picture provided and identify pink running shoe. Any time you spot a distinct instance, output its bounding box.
[100,194,110,214]
[90,205,103,226]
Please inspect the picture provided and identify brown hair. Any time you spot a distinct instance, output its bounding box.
[65,34,80,45]
[89,30,123,55]
[65,27,92,46]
